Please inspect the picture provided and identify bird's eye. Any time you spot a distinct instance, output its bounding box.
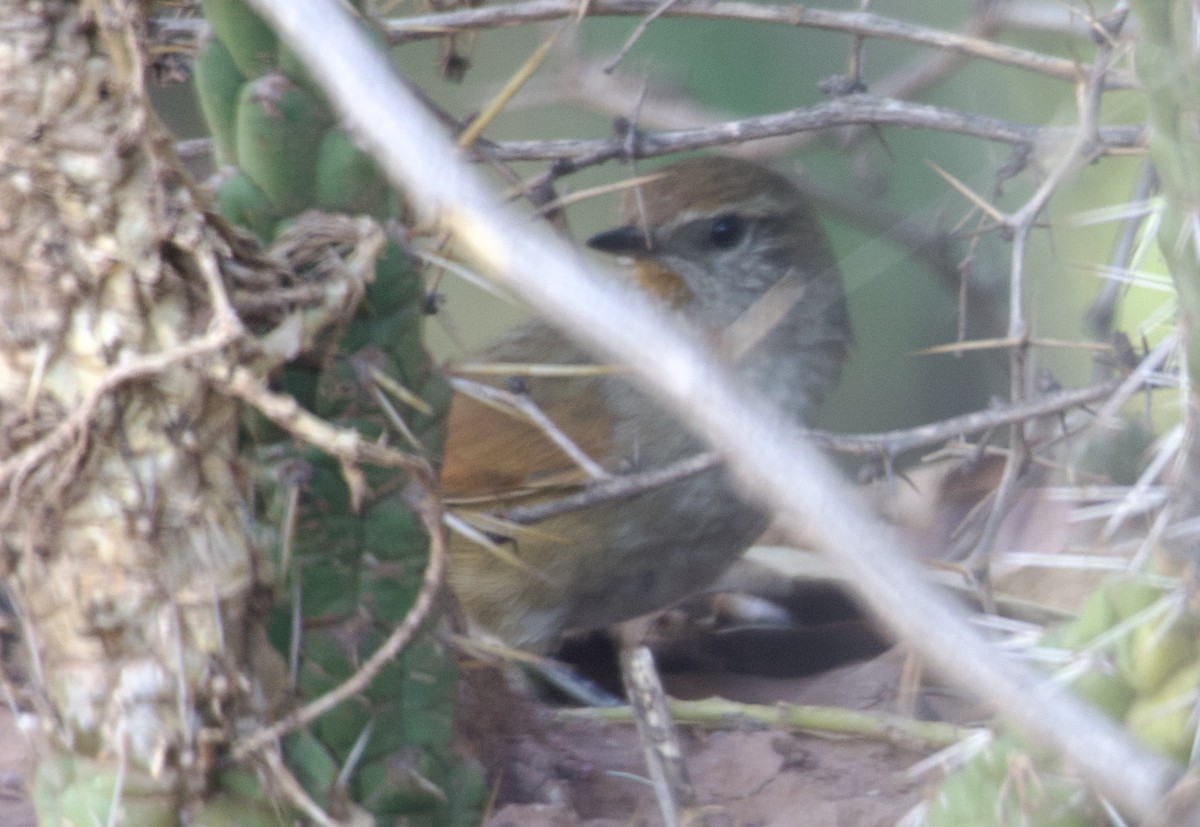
[708,213,746,249]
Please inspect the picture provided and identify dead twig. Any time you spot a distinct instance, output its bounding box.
[482,376,1133,525]
[383,0,1137,90]
[476,94,1143,171]
[212,365,427,474]
[959,23,1128,583]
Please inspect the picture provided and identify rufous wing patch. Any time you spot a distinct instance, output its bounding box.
[439,386,614,502]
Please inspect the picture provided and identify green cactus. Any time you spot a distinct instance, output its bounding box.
[194,1,482,823]
[193,35,245,167]
[1134,0,1200,384]
[927,734,1097,827]
[200,0,278,78]
[235,74,329,214]
[315,129,391,216]
[930,570,1200,823]
[213,169,278,241]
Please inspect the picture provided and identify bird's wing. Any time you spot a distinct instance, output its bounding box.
[439,321,614,506]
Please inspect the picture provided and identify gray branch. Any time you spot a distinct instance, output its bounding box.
[384,0,1137,91]
[478,94,1144,167]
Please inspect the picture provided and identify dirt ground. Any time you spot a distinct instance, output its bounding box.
[485,726,923,827]
[463,645,979,827]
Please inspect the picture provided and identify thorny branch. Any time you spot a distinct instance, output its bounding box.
[475,95,1143,169]
[483,376,1136,526]
[175,94,1144,177]
[213,365,428,474]
[382,0,1138,90]
[961,18,1129,581]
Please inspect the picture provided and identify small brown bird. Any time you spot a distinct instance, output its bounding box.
[442,156,851,648]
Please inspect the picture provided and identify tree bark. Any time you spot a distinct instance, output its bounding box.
[0,1,282,820]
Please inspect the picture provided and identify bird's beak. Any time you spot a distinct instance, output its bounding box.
[586,224,651,256]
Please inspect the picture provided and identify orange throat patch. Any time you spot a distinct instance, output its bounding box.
[634,260,692,308]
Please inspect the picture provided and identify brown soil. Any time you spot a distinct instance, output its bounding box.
[464,648,978,827]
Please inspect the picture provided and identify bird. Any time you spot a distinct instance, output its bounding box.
[440,155,851,650]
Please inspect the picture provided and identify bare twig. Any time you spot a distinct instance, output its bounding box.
[602,0,681,73]
[485,376,1131,525]
[620,646,698,827]
[961,24,1126,579]
[477,94,1144,169]
[524,3,1066,165]
[866,3,999,107]
[383,0,1138,90]
[811,377,1131,457]
[262,748,344,827]
[561,695,980,751]
[500,451,719,523]
[213,365,427,473]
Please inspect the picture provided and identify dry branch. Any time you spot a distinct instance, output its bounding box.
[485,376,1133,526]
[383,0,1138,90]
[476,94,1143,169]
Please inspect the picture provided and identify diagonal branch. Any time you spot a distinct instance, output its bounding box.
[244,0,1182,820]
